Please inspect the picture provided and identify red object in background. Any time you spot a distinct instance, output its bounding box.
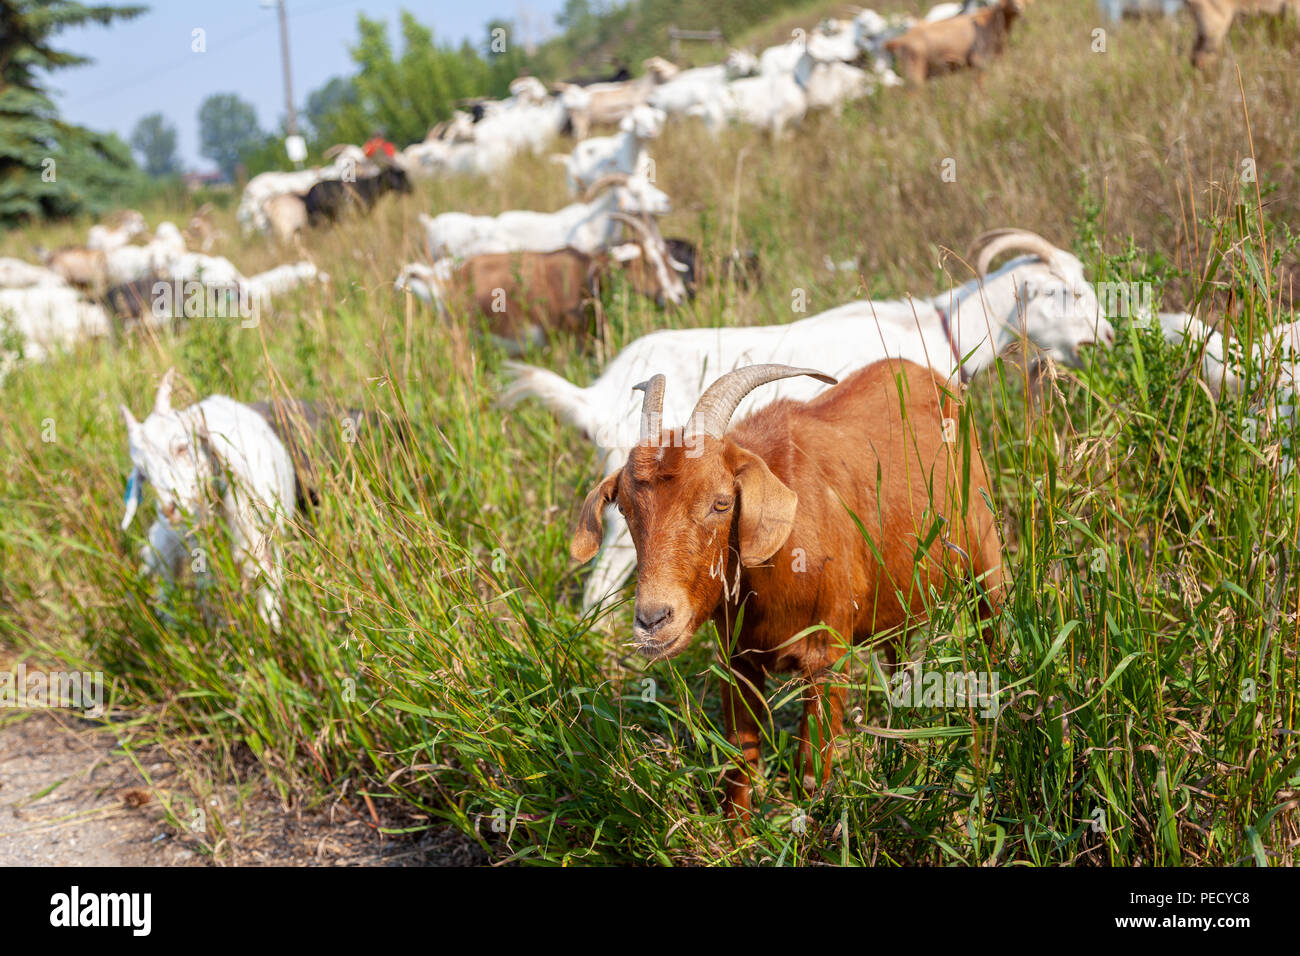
[364,136,396,159]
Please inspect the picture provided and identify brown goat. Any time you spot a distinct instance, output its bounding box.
[264,193,308,245]
[1185,0,1299,68]
[885,0,1029,87]
[184,203,225,252]
[410,215,687,353]
[571,360,1005,815]
[448,248,606,346]
[43,246,108,296]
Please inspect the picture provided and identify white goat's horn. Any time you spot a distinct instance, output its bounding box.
[686,365,837,440]
[582,173,631,202]
[610,212,653,242]
[155,367,177,416]
[633,375,666,442]
[968,228,1062,277]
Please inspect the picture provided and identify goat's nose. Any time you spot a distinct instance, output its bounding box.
[634,604,673,635]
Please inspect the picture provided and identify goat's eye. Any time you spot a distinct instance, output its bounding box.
[173,442,188,458]
[713,496,733,513]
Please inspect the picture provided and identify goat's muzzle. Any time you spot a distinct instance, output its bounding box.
[633,602,689,658]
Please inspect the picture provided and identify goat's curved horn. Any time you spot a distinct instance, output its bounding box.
[582,172,631,201]
[686,365,837,440]
[154,367,177,416]
[322,143,351,159]
[967,228,1062,277]
[610,211,653,241]
[633,375,666,442]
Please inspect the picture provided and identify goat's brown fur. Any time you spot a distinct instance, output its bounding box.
[885,0,1028,87]
[265,193,308,245]
[1185,0,1299,68]
[45,246,107,295]
[446,246,671,347]
[184,203,225,252]
[572,359,1005,815]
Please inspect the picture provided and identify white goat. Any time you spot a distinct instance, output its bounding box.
[502,229,1116,610]
[243,262,329,307]
[87,210,147,252]
[106,222,187,285]
[167,252,245,287]
[693,70,809,137]
[420,173,672,259]
[0,258,68,289]
[0,286,112,365]
[1159,311,1300,402]
[120,369,297,628]
[692,52,872,136]
[723,49,760,77]
[404,85,566,180]
[647,64,730,116]
[555,105,664,195]
[237,145,370,235]
[807,18,864,61]
[758,38,807,75]
[509,75,550,104]
[796,54,875,113]
[1157,312,1245,399]
[1159,311,1300,474]
[560,61,674,140]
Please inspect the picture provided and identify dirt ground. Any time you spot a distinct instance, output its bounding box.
[0,709,485,867]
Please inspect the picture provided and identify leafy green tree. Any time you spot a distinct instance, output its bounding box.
[129,112,179,177]
[197,93,262,182]
[0,0,147,227]
[307,11,525,151]
[304,76,357,140]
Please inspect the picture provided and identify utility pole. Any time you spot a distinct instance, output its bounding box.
[265,0,305,167]
[276,0,298,139]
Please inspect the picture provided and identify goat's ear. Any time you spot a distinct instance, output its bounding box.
[571,471,620,563]
[155,367,178,415]
[729,445,797,567]
[120,403,141,436]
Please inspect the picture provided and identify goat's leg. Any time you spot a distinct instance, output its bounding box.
[721,658,766,819]
[797,672,847,794]
[257,544,284,630]
[234,526,284,630]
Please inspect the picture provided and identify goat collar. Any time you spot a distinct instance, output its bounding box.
[935,301,969,384]
[935,279,981,384]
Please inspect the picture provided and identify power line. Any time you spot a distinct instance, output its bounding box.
[64,16,274,107]
[63,0,361,110]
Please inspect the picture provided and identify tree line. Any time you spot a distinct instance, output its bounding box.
[2,0,811,229]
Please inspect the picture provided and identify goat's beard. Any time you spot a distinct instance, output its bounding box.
[635,630,695,661]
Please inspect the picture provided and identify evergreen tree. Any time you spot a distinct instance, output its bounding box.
[0,0,147,227]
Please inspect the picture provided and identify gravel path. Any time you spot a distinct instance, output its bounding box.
[0,708,484,866]
[0,711,195,867]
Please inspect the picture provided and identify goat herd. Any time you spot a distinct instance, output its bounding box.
[4,0,1298,816]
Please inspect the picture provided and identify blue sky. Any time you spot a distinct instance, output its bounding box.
[50,0,567,172]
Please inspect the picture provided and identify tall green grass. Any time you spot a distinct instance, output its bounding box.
[1,2,1297,864]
